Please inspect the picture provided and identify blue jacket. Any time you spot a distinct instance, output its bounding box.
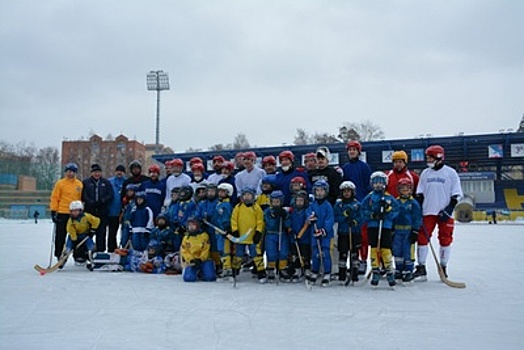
[290,207,311,245]
[215,199,233,232]
[140,179,166,219]
[274,167,310,206]
[361,191,399,230]
[334,198,363,235]
[108,175,126,217]
[307,199,335,241]
[263,207,291,235]
[342,160,372,201]
[395,197,422,233]
[196,198,219,235]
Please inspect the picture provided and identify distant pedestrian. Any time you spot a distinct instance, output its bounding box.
[33,210,40,224]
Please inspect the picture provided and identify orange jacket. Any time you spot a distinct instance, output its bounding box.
[50,177,83,214]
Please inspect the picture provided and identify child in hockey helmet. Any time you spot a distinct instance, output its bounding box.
[397,178,414,199]
[241,187,256,206]
[312,180,329,201]
[370,171,388,192]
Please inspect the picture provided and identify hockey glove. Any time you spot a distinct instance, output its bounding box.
[410,229,419,244]
[308,214,317,224]
[176,225,187,235]
[89,228,97,237]
[51,211,59,223]
[190,258,202,267]
[231,230,240,238]
[253,231,263,244]
[379,199,391,212]
[372,211,386,220]
[439,197,458,222]
[314,228,326,238]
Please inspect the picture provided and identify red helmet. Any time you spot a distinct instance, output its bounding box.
[243,151,256,160]
[212,155,225,163]
[222,161,235,171]
[164,160,172,167]
[148,164,161,174]
[290,176,307,188]
[191,163,205,173]
[171,158,184,167]
[262,155,277,166]
[279,150,295,162]
[425,145,445,160]
[189,157,203,166]
[397,177,413,188]
[346,140,362,153]
[304,152,316,160]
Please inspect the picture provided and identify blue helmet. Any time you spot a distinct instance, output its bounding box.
[270,190,285,201]
[370,171,388,191]
[312,179,329,192]
[313,180,329,200]
[135,191,147,200]
[125,183,140,192]
[147,239,161,256]
[261,174,278,187]
[64,162,78,173]
[241,187,256,205]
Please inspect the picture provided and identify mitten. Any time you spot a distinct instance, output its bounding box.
[410,229,419,243]
[253,231,263,244]
[51,211,59,223]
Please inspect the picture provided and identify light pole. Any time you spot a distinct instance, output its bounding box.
[147,70,170,154]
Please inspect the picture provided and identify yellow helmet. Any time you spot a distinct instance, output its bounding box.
[392,150,408,163]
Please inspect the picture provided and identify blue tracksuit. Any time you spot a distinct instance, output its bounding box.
[342,160,372,201]
[264,207,291,269]
[108,175,126,217]
[129,203,154,251]
[274,167,311,206]
[212,199,233,255]
[334,198,363,237]
[140,179,166,219]
[307,199,334,275]
[393,196,422,272]
[120,200,136,248]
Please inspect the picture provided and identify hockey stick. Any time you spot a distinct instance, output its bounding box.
[203,219,252,243]
[47,223,56,268]
[421,225,466,289]
[367,202,384,280]
[35,235,90,275]
[276,217,282,285]
[295,220,310,240]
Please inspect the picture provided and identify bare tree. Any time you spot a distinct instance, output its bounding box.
[32,147,60,190]
[312,132,340,144]
[209,143,233,152]
[232,133,250,149]
[340,120,384,141]
[293,128,313,145]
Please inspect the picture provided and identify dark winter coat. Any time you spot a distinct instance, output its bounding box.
[82,176,114,217]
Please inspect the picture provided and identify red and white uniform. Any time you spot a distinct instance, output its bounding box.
[416,164,462,267]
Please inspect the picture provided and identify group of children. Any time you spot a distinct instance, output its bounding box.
[60,163,423,289]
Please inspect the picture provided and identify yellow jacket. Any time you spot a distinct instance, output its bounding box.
[50,177,83,214]
[231,203,265,245]
[67,213,100,241]
[181,232,211,263]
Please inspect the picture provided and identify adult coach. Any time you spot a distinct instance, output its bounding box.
[415,145,463,280]
[49,162,83,261]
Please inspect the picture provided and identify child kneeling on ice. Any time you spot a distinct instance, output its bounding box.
[61,200,100,271]
[181,218,216,282]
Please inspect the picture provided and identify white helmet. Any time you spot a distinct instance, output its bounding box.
[339,181,356,191]
[69,200,84,211]
[217,183,234,197]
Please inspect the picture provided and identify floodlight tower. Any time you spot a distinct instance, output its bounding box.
[147,70,170,153]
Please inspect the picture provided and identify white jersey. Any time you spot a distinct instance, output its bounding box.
[235,166,266,195]
[416,164,463,216]
[164,173,192,206]
[207,172,223,185]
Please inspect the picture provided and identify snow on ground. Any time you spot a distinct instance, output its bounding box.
[1,220,523,350]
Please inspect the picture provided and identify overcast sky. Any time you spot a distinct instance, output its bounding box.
[1,0,522,152]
